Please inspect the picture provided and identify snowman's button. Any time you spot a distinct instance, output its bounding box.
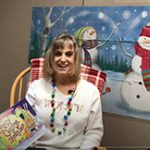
[138,82,142,85]
[136,95,140,99]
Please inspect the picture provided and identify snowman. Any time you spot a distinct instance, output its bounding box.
[121,24,150,112]
[74,26,100,70]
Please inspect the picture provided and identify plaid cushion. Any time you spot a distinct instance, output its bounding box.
[29,58,44,84]
[29,58,106,96]
[80,64,106,96]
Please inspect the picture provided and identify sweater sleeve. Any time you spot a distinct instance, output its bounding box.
[80,89,104,149]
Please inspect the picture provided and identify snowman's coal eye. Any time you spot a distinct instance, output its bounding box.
[136,95,140,99]
[138,82,142,85]
[20,113,25,119]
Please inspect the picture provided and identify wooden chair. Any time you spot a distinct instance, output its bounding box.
[10,58,107,107]
[98,147,107,150]
[10,66,31,107]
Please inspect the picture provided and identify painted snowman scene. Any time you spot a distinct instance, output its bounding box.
[29,6,150,120]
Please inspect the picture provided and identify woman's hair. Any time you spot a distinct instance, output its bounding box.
[43,33,81,82]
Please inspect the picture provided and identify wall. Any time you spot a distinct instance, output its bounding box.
[0,0,150,149]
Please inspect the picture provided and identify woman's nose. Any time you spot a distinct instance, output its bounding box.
[60,54,66,61]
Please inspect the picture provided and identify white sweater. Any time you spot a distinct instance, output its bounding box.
[25,78,103,149]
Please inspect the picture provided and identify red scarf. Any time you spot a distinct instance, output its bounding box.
[135,42,150,91]
[81,40,98,67]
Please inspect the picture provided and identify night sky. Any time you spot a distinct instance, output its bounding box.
[30,6,150,66]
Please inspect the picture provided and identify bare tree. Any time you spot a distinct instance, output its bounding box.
[32,7,73,56]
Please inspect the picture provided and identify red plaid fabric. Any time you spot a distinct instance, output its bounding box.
[29,58,106,96]
[29,58,45,84]
[80,64,106,96]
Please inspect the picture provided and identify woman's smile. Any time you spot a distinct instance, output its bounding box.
[57,63,69,68]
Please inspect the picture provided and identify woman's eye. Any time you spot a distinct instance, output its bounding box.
[66,51,74,57]
[54,51,62,56]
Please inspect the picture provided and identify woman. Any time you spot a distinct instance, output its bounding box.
[25,33,103,149]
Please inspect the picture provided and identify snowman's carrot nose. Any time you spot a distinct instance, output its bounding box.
[90,30,95,35]
[142,39,150,44]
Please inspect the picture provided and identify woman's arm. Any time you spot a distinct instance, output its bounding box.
[80,91,103,149]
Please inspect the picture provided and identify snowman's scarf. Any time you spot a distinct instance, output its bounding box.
[135,42,150,91]
[81,40,98,67]
[82,40,98,49]
[82,47,92,67]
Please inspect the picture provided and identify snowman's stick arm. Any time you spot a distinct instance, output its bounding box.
[117,35,133,59]
[96,27,116,48]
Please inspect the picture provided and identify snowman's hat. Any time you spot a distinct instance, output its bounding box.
[74,26,96,46]
[139,23,150,37]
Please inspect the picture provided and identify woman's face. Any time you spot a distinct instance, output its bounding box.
[53,41,75,78]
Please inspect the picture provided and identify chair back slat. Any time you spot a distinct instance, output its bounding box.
[10,67,31,107]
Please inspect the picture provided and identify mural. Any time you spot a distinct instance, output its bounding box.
[29,6,150,120]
